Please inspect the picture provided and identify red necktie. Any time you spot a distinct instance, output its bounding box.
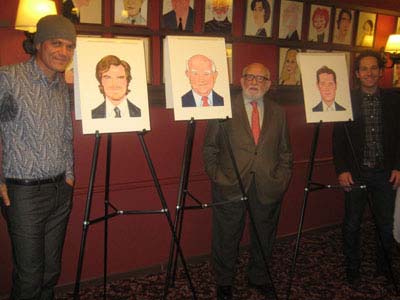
[202,96,209,107]
[251,101,260,144]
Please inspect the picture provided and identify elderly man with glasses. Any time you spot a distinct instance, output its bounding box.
[203,62,293,300]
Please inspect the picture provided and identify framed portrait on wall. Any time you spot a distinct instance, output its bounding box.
[278,0,303,41]
[393,63,400,88]
[332,8,354,45]
[278,48,301,86]
[355,12,376,47]
[204,0,233,34]
[308,4,331,43]
[161,0,195,31]
[244,0,274,38]
[226,43,233,83]
[396,17,400,33]
[62,0,103,24]
[113,0,148,26]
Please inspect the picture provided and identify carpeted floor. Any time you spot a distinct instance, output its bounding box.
[58,219,400,300]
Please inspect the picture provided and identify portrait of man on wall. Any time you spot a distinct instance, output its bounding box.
[114,0,148,25]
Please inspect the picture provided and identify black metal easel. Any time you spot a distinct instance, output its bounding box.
[166,118,279,300]
[285,121,398,300]
[73,130,197,300]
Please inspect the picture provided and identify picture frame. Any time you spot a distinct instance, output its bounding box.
[355,11,376,47]
[203,0,233,34]
[332,8,354,45]
[226,43,233,84]
[307,4,332,43]
[396,16,400,33]
[61,0,103,25]
[161,0,195,31]
[278,47,301,86]
[115,36,152,83]
[393,63,400,88]
[113,0,148,26]
[244,0,274,38]
[278,0,303,41]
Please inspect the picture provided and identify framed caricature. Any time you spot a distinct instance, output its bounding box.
[226,43,233,83]
[332,8,354,45]
[297,53,353,123]
[204,0,233,34]
[396,17,400,33]
[61,0,102,24]
[74,37,150,134]
[161,0,195,31]
[393,63,400,88]
[355,12,376,47]
[308,4,331,43]
[113,0,148,26]
[278,48,301,86]
[278,0,303,41]
[244,0,274,38]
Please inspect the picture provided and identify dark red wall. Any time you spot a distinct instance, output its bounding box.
[0,0,399,296]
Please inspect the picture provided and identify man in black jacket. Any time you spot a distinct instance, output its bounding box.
[332,50,400,286]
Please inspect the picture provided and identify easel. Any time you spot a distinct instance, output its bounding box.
[165,118,279,300]
[73,130,196,300]
[285,121,398,300]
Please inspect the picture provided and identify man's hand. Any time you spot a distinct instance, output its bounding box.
[0,183,10,206]
[389,170,400,189]
[338,172,354,192]
[65,178,74,187]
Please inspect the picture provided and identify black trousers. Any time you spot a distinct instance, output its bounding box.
[343,168,395,272]
[2,180,73,300]
[211,181,282,286]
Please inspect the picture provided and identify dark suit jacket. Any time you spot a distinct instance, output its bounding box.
[204,18,232,34]
[203,94,293,204]
[286,30,299,41]
[162,7,194,31]
[332,88,400,176]
[91,100,141,119]
[62,0,80,24]
[312,101,346,112]
[181,90,224,107]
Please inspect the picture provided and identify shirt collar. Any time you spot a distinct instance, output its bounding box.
[29,56,62,87]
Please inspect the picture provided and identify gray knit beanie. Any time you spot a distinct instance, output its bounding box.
[34,15,76,45]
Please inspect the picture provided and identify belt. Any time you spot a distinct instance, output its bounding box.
[5,173,65,186]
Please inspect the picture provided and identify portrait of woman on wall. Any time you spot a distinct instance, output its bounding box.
[355,12,376,47]
[332,8,354,45]
[278,0,303,41]
[308,5,331,43]
[245,0,274,38]
[279,48,301,86]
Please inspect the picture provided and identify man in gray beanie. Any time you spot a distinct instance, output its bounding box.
[0,14,76,299]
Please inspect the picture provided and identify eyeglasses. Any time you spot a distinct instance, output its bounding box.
[242,74,270,82]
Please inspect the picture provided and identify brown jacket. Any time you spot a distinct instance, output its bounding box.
[203,93,293,204]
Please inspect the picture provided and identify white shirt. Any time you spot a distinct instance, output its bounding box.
[243,95,264,127]
[105,97,130,118]
[323,100,336,112]
[192,90,214,107]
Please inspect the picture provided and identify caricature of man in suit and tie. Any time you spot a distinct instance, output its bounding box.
[181,54,224,108]
[312,65,346,112]
[92,55,141,119]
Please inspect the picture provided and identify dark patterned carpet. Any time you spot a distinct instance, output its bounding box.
[58,219,400,300]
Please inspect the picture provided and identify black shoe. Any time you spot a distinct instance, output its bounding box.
[217,285,232,300]
[248,281,274,297]
[346,270,361,286]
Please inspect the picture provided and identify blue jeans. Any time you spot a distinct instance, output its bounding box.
[2,180,73,300]
[342,168,395,272]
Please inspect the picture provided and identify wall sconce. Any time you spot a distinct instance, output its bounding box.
[385,34,400,68]
[15,0,57,53]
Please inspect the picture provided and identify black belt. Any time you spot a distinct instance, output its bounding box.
[5,173,65,186]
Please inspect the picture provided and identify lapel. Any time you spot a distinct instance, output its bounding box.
[233,94,253,142]
[258,98,273,146]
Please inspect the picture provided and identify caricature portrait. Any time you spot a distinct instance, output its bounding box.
[308,5,331,43]
[114,0,147,25]
[279,48,301,86]
[204,0,232,34]
[62,0,102,24]
[297,53,353,123]
[397,17,400,34]
[356,12,376,47]
[182,54,224,107]
[245,0,273,38]
[75,37,150,134]
[162,0,194,31]
[164,36,231,120]
[278,0,303,41]
[92,55,141,119]
[333,8,353,45]
[312,66,346,112]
